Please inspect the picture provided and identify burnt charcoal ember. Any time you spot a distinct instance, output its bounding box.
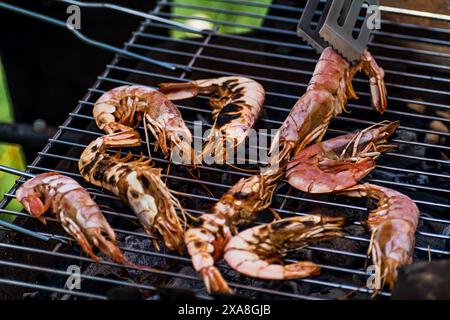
[413,212,450,262]
[311,224,369,268]
[392,260,450,300]
[444,225,450,251]
[163,266,206,294]
[124,234,166,273]
[391,129,443,172]
[373,169,429,186]
[396,130,426,158]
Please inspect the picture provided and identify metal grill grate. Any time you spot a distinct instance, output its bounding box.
[0,0,449,300]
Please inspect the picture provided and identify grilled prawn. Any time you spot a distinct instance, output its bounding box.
[93,85,193,164]
[159,77,265,162]
[185,174,277,293]
[184,47,387,294]
[16,172,127,263]
[78,131,186,253]
[340,184,419,291]
[269,47,387,168]
[224,215,345,280]
[286,121,399,194]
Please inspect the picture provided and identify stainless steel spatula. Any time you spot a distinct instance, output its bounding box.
[298,0,379,64]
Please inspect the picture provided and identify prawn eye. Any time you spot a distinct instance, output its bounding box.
[175,132,187,142]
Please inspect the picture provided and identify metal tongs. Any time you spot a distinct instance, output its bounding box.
[298,0,379,64]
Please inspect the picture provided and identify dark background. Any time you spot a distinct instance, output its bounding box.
[0,0,157,127]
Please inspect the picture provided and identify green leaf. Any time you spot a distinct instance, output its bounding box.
[0,60,25,222]
[171,0,272,38]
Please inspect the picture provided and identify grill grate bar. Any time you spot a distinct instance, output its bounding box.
[0,224,390,298]
[93,61,450,137]
[68,111,450,180]
[181,0,450,32]
[90,75,450,143]
[126,40,449,97]
[1,0,449,300]
[4,160,450,254]
[4,149,450,239]
[139,22,450,74]
[0,242,334,300]
[131,30,450,84]
[0,219,371,277]
[164,0,450,44]
[34,126,450,208]
[152,10,450,57]
[0,278,107,300]
[138,22,450,65]
[35,144,450,198]
[9,157,450,227]
[0,259,160,296]
[108,57,450,112]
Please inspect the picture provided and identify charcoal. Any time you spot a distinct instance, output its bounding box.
[392,260,450,299]
[396,130,425,156]
[443,225,450,251]
[124,234,166,273]
[1,1,449,301]
[164,266,206,293]
[374,169,429,186]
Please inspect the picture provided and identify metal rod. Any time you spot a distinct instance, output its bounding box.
[0,1,178,71]
[18,135,450,212]
[379,5,450,21]
[1,216,388,291]
[132,30,450,81]
[125,38,450,96]
[141,13,450,73]
[197,0,450,23]
[36,144,450,196]
[1,0,449,300]
[0,219,50,241]
[155,9,450,49]
[95,72,450,140]
[57,0,203,33]
[58,113,450,183]
[0,165,35,178]
[0,242,324,299]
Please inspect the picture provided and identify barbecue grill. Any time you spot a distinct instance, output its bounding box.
[0,0,449,300]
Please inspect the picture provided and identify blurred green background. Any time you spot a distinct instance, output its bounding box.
[171,0,271,38]
[0,60,25,221]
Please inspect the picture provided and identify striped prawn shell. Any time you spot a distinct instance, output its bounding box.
[205,77,265,150]
[340,183,419,289]
[15,172,127,263]
[78,135,186,253]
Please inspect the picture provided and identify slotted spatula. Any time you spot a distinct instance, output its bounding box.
[298,0,379,64]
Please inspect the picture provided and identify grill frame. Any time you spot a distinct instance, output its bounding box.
[0,0,449,300]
